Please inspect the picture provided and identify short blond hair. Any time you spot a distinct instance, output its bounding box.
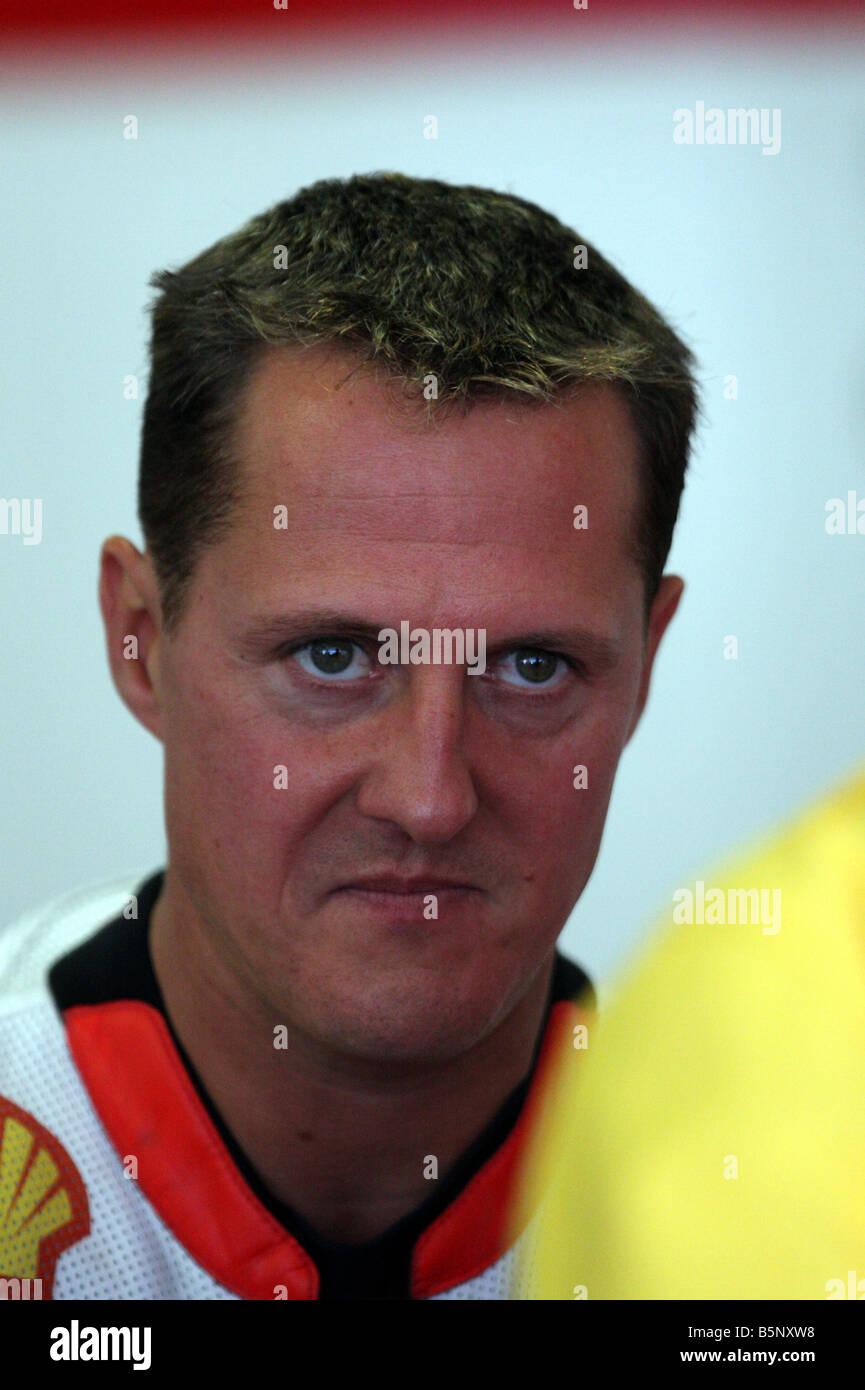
[139,172,699,628]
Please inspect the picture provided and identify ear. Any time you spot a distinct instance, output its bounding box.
[625,574,684,743]
[98,536,165,742]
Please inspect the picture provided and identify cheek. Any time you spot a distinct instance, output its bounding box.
[162,668,363,888]
[500,709,627,895]
[507,701,625,825]
[161,676,295,895]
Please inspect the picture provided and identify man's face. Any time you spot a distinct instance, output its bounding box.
[137,347,678,1063]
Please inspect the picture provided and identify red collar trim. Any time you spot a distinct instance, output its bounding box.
[63,995,587,1300]
[64,1002,318,1300]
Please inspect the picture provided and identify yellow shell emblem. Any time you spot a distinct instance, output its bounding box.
[0,1096,89,1298]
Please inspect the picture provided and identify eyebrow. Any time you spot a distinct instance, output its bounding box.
[239,611,395,653]
[238,609,623,672]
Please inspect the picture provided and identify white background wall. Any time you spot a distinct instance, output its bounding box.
[2,24,863,995]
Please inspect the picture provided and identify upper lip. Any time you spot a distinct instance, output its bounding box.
[338,874,477,893]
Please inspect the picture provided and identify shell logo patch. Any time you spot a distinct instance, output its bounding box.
[0,1095,90,1299]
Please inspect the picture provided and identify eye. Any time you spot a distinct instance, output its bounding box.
[496,648,571,689]
[292,638,373,682]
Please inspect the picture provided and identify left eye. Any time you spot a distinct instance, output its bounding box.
[293,638,372,681]
[496,648,568,687]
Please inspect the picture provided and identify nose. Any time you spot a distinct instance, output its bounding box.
[355,667,479,844]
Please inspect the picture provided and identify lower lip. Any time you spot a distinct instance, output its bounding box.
[334,886,477,920]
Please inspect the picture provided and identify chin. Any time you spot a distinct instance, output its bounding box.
[307,982,504,1066]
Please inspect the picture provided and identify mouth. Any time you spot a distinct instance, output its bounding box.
[330,874,480,922]
[337,874,478,895]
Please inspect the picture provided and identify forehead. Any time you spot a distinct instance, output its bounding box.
[220,346,643,626]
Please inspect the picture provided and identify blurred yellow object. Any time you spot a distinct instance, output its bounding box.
[514,766,865,1300]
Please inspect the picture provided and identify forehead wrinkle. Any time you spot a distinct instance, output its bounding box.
[250,560,614,628]
[246,493,610,550]
[274,529,580,553]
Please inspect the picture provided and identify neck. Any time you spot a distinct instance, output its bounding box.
[148,874,556,1245]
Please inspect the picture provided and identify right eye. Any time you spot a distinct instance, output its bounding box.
[290,638,374,682]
